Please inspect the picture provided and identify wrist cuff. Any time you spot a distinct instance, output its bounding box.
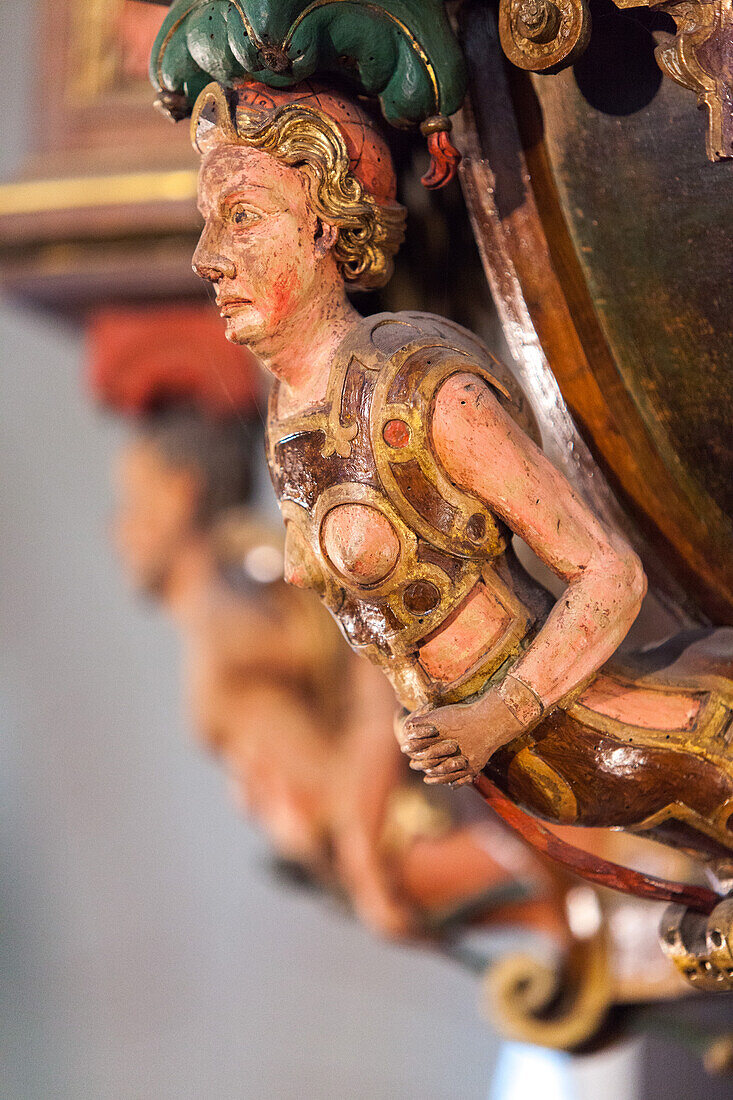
[497,673,545,726]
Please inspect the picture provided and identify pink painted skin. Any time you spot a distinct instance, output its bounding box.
[194,141,361,412]
[399,373,647,785]
[193,137,648,788]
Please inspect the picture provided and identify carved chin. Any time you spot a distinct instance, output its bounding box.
[221,307,261,343]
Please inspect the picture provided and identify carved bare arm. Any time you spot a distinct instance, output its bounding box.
[401,371,647,784]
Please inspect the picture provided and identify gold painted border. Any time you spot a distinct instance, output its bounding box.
[0,170,199,218]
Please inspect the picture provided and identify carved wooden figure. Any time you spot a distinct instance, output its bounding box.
[90,306,571,940]
[186,79,733,871]
[144,0,733,989]
[91,308,711,1041]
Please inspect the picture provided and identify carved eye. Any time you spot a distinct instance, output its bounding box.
[226,202,260,227]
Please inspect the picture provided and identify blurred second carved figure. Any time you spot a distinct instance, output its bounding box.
[89,306,570,943]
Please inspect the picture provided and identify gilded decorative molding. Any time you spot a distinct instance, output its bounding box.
[660,896,733,989]
[484,931,614,1050]
[612,0,732,160]
[0,169,198,217]
[498,0,591,72]
[496,0,732,159]
[653,0,733,159]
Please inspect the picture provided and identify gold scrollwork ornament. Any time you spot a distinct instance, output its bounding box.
[498,0,592,72]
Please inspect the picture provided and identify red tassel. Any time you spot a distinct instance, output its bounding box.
[421,129,462,189]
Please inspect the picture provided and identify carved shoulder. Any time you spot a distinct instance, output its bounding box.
[431,371,516,490]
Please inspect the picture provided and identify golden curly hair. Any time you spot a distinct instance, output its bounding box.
[192,83,406,291]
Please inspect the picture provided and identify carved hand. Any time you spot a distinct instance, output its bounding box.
[397,690,526,786]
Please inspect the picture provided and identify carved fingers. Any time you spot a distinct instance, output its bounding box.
[399,716,476,787]
[398,691,526,788]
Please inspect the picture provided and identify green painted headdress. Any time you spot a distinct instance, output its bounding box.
[150,0,468,187]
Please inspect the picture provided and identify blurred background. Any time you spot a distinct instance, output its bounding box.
[0,2,728,1098]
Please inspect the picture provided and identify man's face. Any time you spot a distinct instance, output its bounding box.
[193,140,329,349]
[113,437,199,597]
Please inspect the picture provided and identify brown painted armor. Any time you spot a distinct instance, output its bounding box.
[267,312,733,858]
[267,312,547,710]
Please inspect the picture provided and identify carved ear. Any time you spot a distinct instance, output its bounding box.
[314,219,339,256]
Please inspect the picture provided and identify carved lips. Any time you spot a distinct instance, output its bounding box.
[218,297,253,317]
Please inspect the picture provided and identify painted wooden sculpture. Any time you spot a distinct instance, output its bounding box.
[90,306,711,1049]
[148,2,733,987]
[183,80,733,842]
[89,305,573,941]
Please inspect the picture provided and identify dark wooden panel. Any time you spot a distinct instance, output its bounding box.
[458,0,733,623]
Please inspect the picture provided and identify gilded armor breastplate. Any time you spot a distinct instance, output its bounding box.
[266,312,541,711]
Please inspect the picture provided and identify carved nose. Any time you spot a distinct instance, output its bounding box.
[192,251,236,282]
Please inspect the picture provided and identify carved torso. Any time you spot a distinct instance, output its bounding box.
[267,311,551,710]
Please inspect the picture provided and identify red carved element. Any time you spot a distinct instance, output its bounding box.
[473,774,721,914]
[383,418,411,448]
[88,305,261,418]
[421,129,462,189]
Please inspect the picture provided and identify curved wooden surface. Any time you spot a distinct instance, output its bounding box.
[457,2,733,623]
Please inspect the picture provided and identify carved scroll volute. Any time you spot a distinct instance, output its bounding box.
[483,930,614,1051]
[655,0,733,160]
[498,0,592,72]
[611,0,732,160]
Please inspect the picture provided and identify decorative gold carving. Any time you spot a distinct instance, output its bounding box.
[654,0,733,160]
[611,0,732,160]
[660,895,733,990]
[497,0,732,160]
[498,0,591,72]
[368,340,508,561]
[484,930,613,1049]
[323,398,359,459]
[268,314,538,712]
[508,746,580,821]
[569,672,733,852]
[312,482,466,633]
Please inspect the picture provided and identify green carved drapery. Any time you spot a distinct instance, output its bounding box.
[150,0,467,127]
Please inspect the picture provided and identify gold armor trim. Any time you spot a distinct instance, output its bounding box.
[505,668,733,850]
[267,314,539,711]
[282,485,530,707]
[508,746,580,823]
[569,674,733,764]
[369,341,510,559]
